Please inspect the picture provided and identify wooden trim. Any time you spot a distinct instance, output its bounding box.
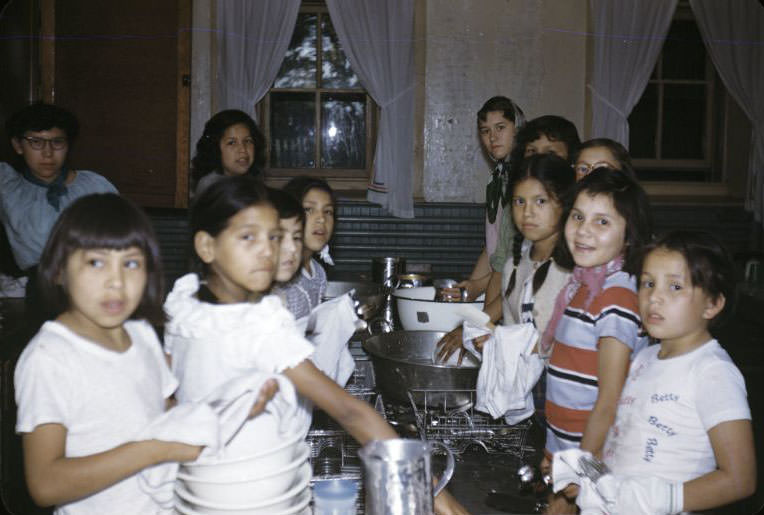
[265,176,368,191]
[267,168,368,178]
[174,0,192,207]
[643,181,730,197]
[39,0,55,103]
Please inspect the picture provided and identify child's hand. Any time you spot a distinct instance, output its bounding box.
[248,378,279,418]
[456,279,482,301]
[472,334,490,351]
[544,491,577,514]
[435,327,467,365]
[434,488,471,514]
[158,441,203,463]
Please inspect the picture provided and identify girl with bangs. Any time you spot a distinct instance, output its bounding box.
[14,194,208,514]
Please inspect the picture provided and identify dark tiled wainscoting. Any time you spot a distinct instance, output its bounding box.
[148,199,761,286]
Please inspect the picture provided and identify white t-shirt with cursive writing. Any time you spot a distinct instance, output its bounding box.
[603,339,750,483]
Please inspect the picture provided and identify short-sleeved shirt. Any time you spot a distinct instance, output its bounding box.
[275,258,327,319]
[545,270,648,454]
[15,320,177,515]
[0,163,117,270]
[603,339,750,483]
[163,273,314,403]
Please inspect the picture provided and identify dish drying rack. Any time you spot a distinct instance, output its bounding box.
[306,387,383,478]
[407,387,535,457]
[306,388,380,515]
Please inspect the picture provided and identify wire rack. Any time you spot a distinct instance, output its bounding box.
[306,388,380,515]
[407,388,535,457]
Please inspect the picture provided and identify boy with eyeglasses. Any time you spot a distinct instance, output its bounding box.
[1,103,116,301]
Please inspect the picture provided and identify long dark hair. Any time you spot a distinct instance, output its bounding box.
[189,175,271,275]
[560,168,653,276]
[504,154,575,299]
[37,193,165,325]
[191,110,266,186]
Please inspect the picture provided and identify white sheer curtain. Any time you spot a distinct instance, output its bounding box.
[588,0,678,146]
[326,0,415,218]
[216,0,301,114]
[690,0,764,223]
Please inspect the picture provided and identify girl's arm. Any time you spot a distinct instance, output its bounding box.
[482,271,504,322]
[283,360,396,443]
[284,361,470,515]
[579,337,631,455]
[457,248,491,300]
[681,419,756,511]
[22,423,201,507]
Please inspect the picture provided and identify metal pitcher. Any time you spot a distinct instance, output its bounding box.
[359,438,455,515]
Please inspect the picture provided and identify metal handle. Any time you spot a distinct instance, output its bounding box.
[430,441,455,498]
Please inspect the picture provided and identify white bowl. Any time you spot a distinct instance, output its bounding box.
[394,287,485,331]
[219,408,285,458]
[177,444,309,504]
[182,432,304,481]
[175,462,311,515]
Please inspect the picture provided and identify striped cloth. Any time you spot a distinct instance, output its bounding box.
[544,270,648,454]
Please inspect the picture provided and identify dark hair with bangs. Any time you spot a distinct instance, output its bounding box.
[642,230,735,328]
[509,115,581,167]
[190,174,272,274]
[560,168,653,276]
[477,96,525,128]
[37,193,164,325]
[267,187,305,224]
[283,176,336,216]
[572,138,636,180]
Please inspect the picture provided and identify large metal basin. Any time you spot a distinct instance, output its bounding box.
[362,330,479,407]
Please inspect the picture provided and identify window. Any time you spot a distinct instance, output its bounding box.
[628,2,721,182]
[261,2,375,186]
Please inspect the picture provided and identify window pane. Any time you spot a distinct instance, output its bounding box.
[663,19,706,80]
[321,93,366,168]
[661,84,705,159]
[273,13,317,89]
[628,83,658,159]
[270,92,316,168]
[320,15,361,89]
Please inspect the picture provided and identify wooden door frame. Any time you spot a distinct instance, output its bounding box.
[175,0,192,207]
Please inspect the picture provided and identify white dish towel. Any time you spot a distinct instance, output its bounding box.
[136,372,297,509]
[463,321,544,424]
[302,292,359,387]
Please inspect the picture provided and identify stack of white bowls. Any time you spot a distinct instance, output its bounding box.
[174,419,312,515]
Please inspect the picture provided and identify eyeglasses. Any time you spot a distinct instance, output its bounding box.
[573,161,612,177]
[20,136,68,151]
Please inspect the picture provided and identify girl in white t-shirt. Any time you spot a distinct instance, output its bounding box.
[570,230,756,514]
[14,194,208,514]
[165,175,469,515]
